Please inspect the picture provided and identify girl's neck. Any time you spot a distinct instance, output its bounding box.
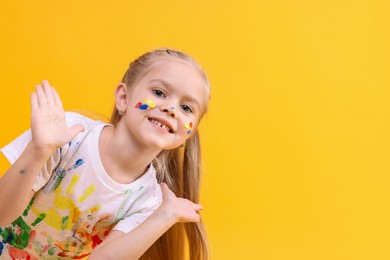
[99,125,161,184]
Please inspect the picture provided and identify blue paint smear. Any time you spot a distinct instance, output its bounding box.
[74,158,84,168]
[139,104,148,110]
[67,158,84,171]
[0,227,15,244]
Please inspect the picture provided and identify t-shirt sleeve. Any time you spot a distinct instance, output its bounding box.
[112,184,163,234]
[0,112,94,192]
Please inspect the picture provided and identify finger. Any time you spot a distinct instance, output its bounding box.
[35,85,47,106]
[193,203,203,211]
[193,212,201,222]
[42,80,54,105]
[160,182,175,200]
[187,212,201,223]
[51,87,63,107]
[160,182,169,195]
[160,182,168,190]
[30,93,39,112]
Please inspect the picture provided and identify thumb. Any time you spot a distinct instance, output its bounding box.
[68,124,85,140]
[160,182,175,200]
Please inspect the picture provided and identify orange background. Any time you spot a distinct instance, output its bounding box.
[1,1,390,259]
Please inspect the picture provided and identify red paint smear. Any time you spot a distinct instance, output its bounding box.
[9,246,39,260]
[92,235,103,248]
[42,245,49,253]
[27,230,37,249]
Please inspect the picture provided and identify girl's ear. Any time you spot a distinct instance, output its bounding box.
[115,83,128,111]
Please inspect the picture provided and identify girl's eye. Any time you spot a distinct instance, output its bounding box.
[180,104,193,113]
[152,89,166,98]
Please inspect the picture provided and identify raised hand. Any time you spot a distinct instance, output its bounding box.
[30,80,85,156]
[159,183,203,223]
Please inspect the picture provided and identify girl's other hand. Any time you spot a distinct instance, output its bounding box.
[30,80,85,156]
[159,182,203,223]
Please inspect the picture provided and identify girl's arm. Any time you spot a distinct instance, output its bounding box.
[0,81,84,226]
[0,142,52,226]
[89,183,203,260]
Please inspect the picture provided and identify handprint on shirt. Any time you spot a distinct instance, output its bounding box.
[35,174,99,231]
[55,215,115,259]
[32,174,114,258]
[0,197,51,259]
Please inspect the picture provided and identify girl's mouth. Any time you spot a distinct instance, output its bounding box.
[148,118,174,134]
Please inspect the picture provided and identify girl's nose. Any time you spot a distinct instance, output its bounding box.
[161,105,177,118]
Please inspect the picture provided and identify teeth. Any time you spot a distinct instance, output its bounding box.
[150,119,172,132]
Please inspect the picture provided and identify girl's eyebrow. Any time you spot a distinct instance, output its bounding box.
[149,79,202,110]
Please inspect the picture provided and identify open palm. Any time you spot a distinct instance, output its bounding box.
[159,183,203,223]
[30,80,84,154]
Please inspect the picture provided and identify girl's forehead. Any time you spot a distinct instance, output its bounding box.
[144,59,207,92]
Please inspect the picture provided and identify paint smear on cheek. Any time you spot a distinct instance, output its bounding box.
[135,99,156,110]
[184,122,193,134]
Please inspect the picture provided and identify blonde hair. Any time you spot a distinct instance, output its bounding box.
[110,48,210,260]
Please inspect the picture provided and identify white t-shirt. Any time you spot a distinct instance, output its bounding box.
[0,112,162,259]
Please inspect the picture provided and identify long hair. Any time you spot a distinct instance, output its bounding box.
[110,48,210,260]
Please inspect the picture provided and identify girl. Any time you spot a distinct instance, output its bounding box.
[0,48,210,259]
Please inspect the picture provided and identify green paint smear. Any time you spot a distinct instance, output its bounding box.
[125,209,143,219]
[48,247,55,255]
[31,213,46,226]
[0,227,14,243]
[115,189,133,221]
[51,169,66,192]
[9,217,32,249]
[23,196,35,216]
[63,237,71,251]
[48,236,53,245]
[76,242,85,255]
[33,241,43,255]
[61,216,69,230]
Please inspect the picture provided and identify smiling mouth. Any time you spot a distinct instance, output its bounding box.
[148,118,174,134]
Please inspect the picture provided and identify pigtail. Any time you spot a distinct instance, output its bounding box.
[140,147,185,260]
[183,131,210,260]
[140,131,209,260]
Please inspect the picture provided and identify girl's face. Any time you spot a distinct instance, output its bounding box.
[117,58,207,150]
